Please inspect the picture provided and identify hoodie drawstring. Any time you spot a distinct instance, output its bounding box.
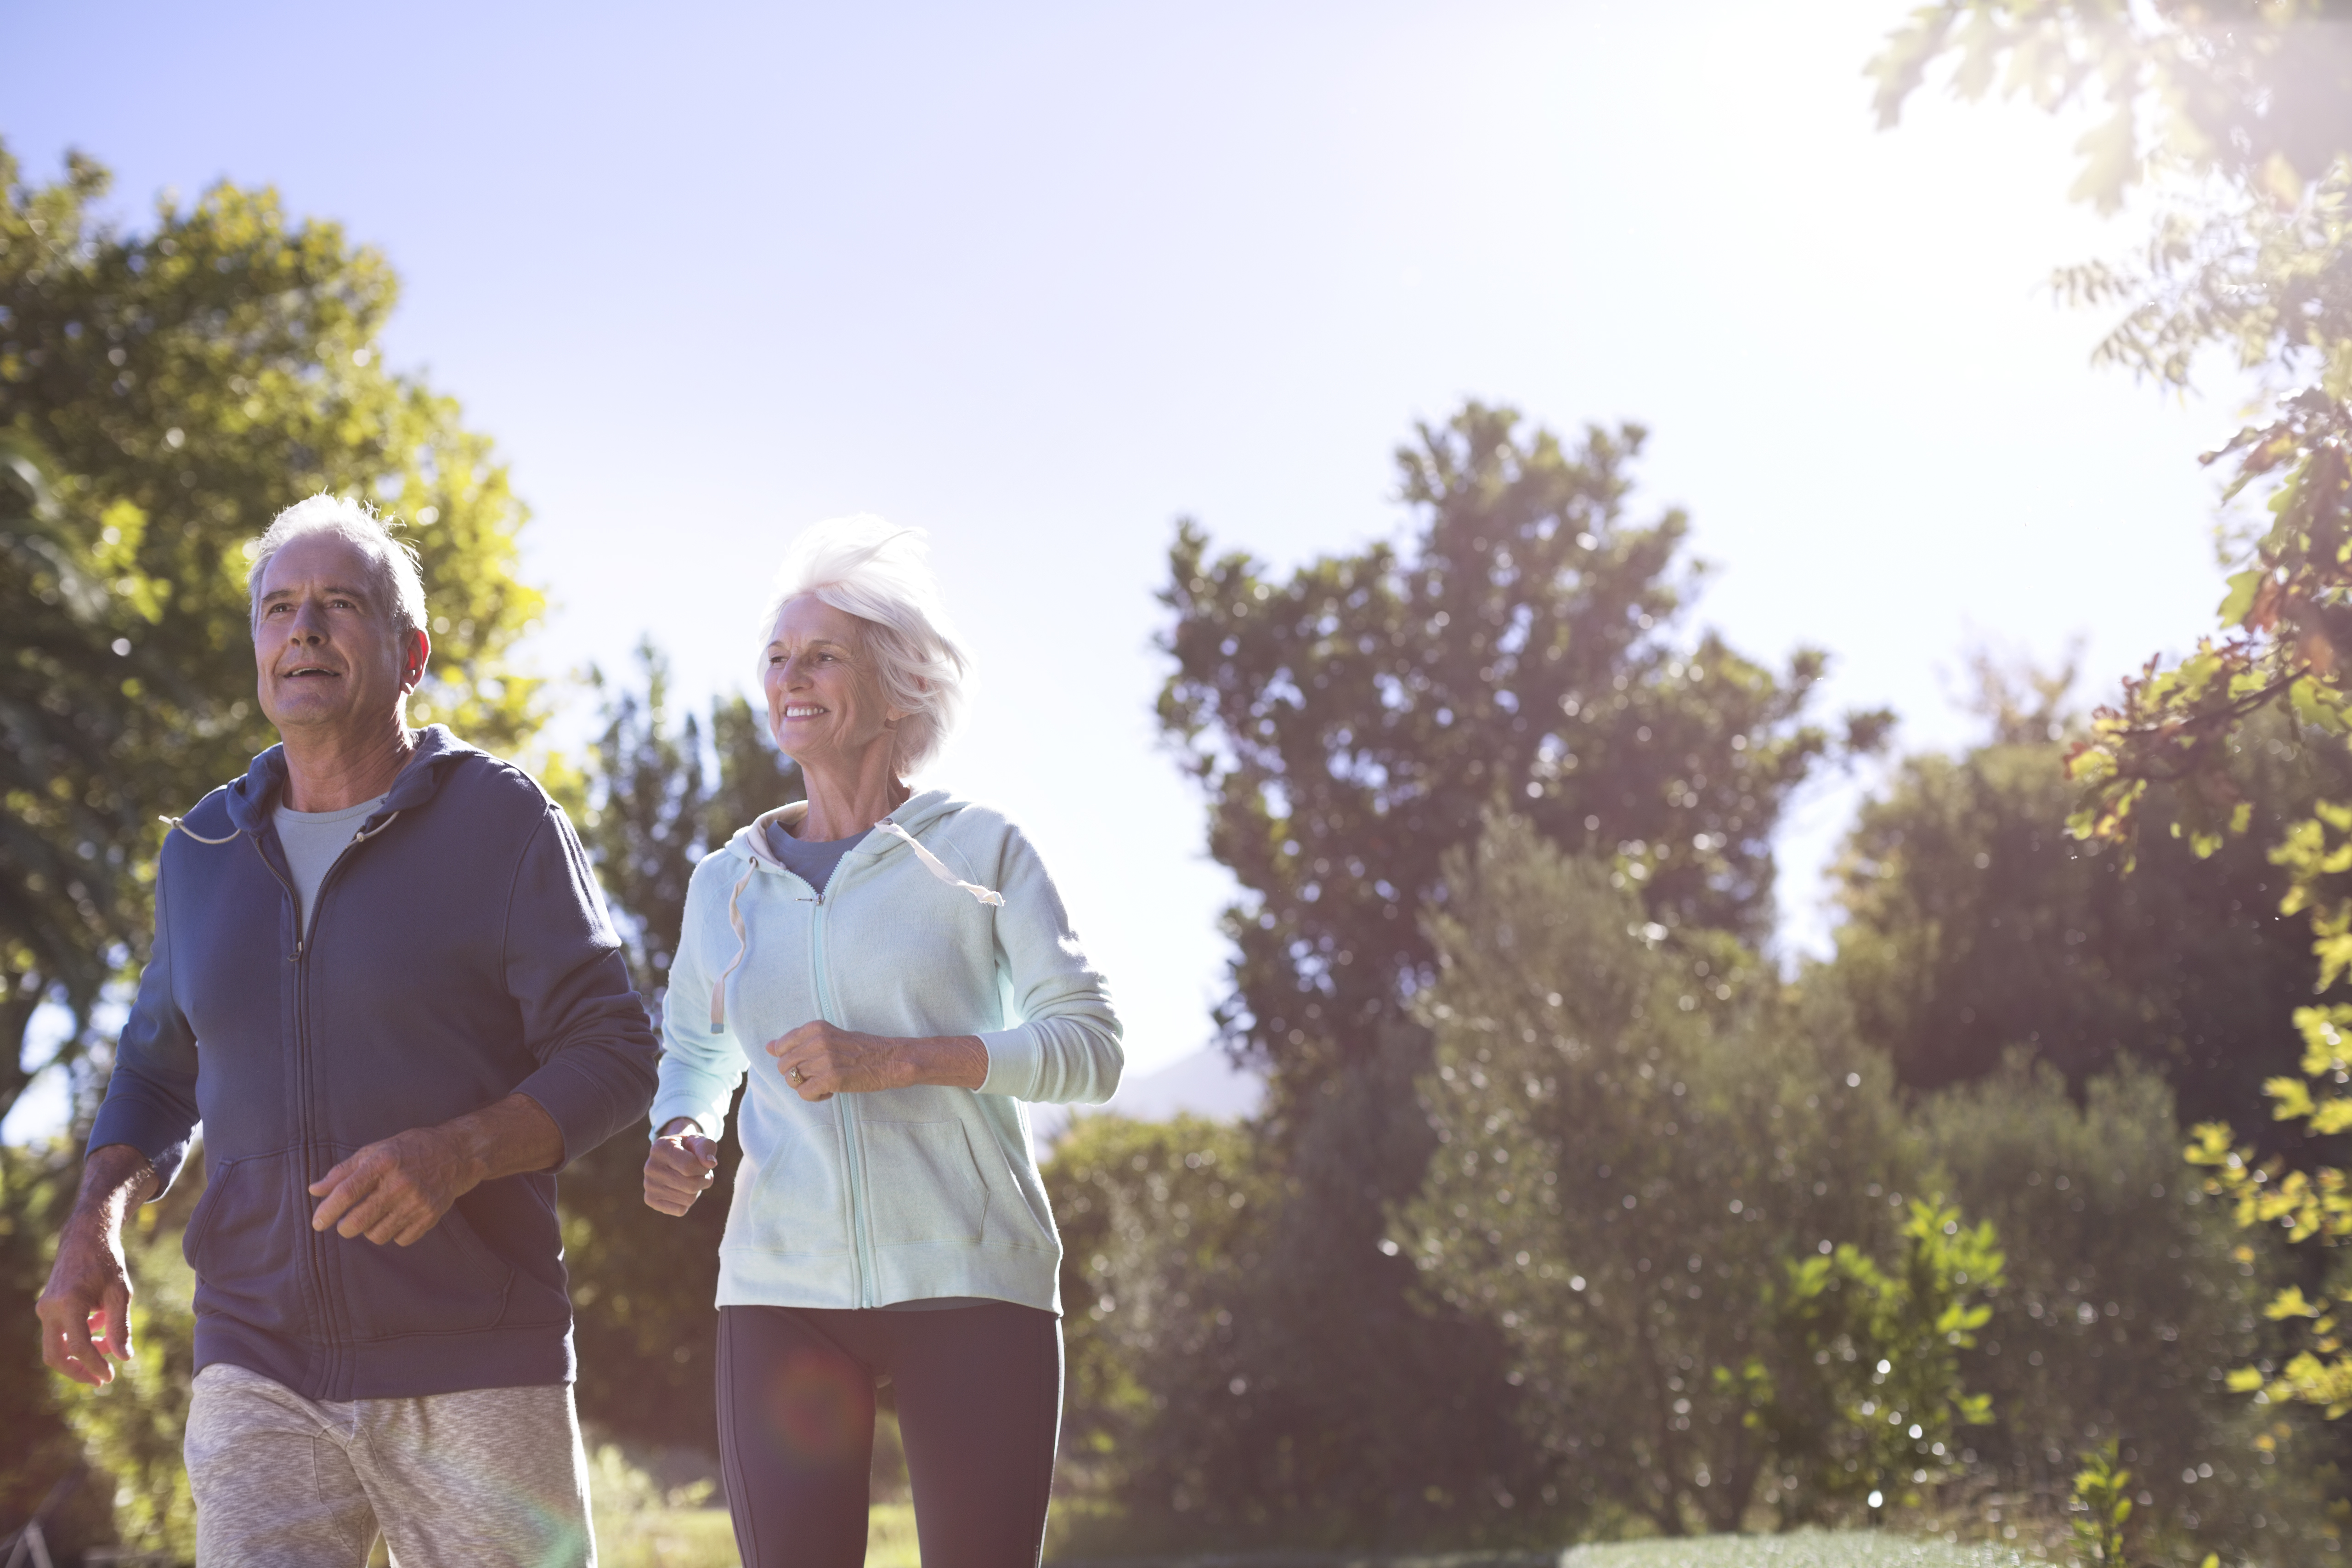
[705,818,1002,1034]
[710,863,758,1032]
[875,820,1005,907]
[160,814,241,845]
[161,808,401,848]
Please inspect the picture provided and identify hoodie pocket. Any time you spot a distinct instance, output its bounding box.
[730,1130,848,1257]
[321,1158,515,1341]
[182,1150,306,1339]
[861,1120,989,1245]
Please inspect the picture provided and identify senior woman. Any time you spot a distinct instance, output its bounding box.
[641,517,1122,1568]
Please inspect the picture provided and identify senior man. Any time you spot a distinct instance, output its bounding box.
[34,495,659,1566]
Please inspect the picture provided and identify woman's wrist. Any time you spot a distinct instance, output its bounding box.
[656,1116,702,1139]
[910,1035,988,1092]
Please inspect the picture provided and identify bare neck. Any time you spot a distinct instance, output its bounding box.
[793,747,910,843]
[279,714,416,813]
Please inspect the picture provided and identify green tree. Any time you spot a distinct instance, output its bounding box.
[1158,403,1883,1116]
[1400,816,1914,1536]
[1835,705,2352,1152]
[1727,1198,2002,1524]
[1041,1114,1275,1545]
[564,644,802,1450]
[0,142,546,1124]
[1926,1059,2335,1561]
[1149,405,1883,1545]
[1,143,550,1550]
[2,425,176,1126]
[1877,6,2352,1437]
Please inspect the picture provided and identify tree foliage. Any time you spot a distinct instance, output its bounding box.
[0,143,545,1125]
[1042,1114,1279,1544]
[1878,0,2352,1440]
[1400,817,1923,1536]
[564,643,802,1450]
[1872,2,2352,216]
[1159,402,1878,1115]
[1834,708,2352,1151]
[1926,1059,2334,1560]
[1724,1198,2001,1523]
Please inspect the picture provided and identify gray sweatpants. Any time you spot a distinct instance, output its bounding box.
[184,1362,595,1568]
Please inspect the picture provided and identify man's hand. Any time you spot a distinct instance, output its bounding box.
[765,1022,987,1102]
[308,1126,477,1245]
[644,1118,718,1216]
[36,1144,157,1387]
[309,1093,562,1246]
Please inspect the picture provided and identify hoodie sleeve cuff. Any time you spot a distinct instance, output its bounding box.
[975,1029,1036,1100]
[512,1056,629,1171]
[86,1099,190,1200]
[646,1094,719,1141]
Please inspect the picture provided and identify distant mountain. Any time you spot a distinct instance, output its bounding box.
[1029,1047,1263,1149]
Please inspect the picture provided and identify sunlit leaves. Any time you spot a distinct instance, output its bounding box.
[1158,403,1853,1112]
[1871,3,2352,212]
[1401,816,1911,1534]
[0,143,548,1121]
[1735,1198,2004,1519]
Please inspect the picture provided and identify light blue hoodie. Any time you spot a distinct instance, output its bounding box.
[649,789,1123,1314]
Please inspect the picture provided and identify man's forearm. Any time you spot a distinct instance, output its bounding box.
[437,1093,565,1185]
[78,1143,160,1223]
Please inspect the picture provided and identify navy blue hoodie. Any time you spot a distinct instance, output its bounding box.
[89,727,660,1401]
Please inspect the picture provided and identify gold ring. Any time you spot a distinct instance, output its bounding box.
[788,1066,804,1085]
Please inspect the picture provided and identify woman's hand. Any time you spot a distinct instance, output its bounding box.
[644,1118,718,1216]
[765,1022,987,1101]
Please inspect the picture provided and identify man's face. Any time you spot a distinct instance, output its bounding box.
[252,533,425,738]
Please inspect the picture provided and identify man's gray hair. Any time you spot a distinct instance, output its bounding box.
[760,516,971,776]
[248,494,429,643]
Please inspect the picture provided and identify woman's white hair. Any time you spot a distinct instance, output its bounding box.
[760,515,970,776]
[248,493,428,643]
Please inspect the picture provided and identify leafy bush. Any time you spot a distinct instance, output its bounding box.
[1043,1113,1273,1540]
[0,1142,113,1554]
[1920,1059,2339,1562]
[1727,1198,2002,1523]
[1400,817,1930,1535]
[0,1139,199,1560]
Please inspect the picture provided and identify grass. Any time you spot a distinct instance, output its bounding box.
[587,1511,2043,1568]
[1562,1534,2044,1568]
[591,1501,922,1567]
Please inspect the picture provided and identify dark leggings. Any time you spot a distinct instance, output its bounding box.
[715,1302,1063,1568]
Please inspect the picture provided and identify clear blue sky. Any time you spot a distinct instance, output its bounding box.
[4,0,2241,1104]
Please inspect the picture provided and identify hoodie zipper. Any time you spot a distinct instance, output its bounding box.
[254,810,394,1393]
[803,881,880,1309]
[246,826,345,1391]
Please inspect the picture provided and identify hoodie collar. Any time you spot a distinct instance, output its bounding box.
[224,725,479,835]
[726,788,959,871]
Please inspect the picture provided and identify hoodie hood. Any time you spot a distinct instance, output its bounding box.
[721,788,962,872]
[216,725,483,838]
[702,788,1003,1033]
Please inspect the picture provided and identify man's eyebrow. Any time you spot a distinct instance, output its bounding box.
[260,581,377,605]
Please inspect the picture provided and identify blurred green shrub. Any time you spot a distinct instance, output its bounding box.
[1832,714,2351,1160]
[1043,1114,1274,1540]
[60,1193,199,1560]
[563,642,802,1455]
[1725,1197,2001,1521]
[0,1139,200,1559]
[1921,1059,2338,1561]
[0,1141,112,1553]
[1400,815,1919,1535]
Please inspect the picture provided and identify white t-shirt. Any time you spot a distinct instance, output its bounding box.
[273,793,387,939]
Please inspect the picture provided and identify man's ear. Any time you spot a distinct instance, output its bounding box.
[401,628,432,691]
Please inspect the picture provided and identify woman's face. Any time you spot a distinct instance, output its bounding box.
[763,594,904,771]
